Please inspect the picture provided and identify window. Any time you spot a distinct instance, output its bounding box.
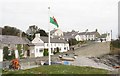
[64,47,66,50]
[36,49,38,53]
[47,43,48,46]
[59,48,61,51]
[39,49,43,52]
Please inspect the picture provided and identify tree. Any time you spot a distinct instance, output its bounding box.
[68,38,78,46]
[2,26,20,36]
[3,46,15,60]
[26,25,38,35]
[26,25,48,41]
[36,29,48,37]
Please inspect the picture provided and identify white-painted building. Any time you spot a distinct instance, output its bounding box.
[63,30,100,41]
[30,34,69,58]
[75,31,100,41]
[96,33,111,42]
[50,29,64,38]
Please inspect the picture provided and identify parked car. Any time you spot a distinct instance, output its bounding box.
[44,61,62,65]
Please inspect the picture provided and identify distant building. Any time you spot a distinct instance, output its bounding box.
[50,29,64,38]
[62,30,79,41]
[118,1,120,38]
[97,33,111,42]
[77,31,100,41]
[30,34,69,57]
[0,35,31,58]
[62,30,100,41]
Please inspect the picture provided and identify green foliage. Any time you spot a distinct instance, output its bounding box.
[53,47,59,54]
[9,50,15,60]
[2,26,20,36]
[17,44,23,58]
[36,29,48,37]
[3,46,15,61]
[26,25,48,41]
[3,65,109,74]
[3,46,9,60]
[23,45,29,51]
[111,39,120,48]
[43,49,48,56]
[68,38,78,46]
[110,39,120,54]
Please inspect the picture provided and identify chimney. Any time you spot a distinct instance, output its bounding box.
[35,33,40,38]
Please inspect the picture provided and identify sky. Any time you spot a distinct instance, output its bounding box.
[0,0,120,39]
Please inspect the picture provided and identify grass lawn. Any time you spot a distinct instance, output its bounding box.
[2,65,109,75]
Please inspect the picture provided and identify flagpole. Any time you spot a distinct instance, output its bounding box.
[48,6,51,65]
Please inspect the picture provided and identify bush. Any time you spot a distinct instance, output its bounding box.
[43,49,48,56]
[3,46,9,60]
[68,38,78,46]
[110,40,120,54]
[17,44,23,58]
[53,47,59,54]
[3,46,15,60]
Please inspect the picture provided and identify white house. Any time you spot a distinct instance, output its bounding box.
[50,29,64,38]
[30,33,69,58]
[63,30,101,41]
[30,34,44,57]
[75,31,100,41]
[96,33,111,42]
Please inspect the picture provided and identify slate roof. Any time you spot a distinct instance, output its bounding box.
[40,36,67,43]
[63,30,79,39]
[0,35,31,44]
[79,32,96,35]
[78,31,100,37]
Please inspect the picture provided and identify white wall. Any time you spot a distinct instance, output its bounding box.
[53,29,63,37]
[34,46,44,57]
[75,35,82,41]
[44,43,69,53]
[0,49,3,62]
[15,50,19,58]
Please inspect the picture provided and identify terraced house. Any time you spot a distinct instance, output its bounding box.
[0,35,30,61]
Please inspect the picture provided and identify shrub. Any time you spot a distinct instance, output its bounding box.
[3,46,15,60]
[110,40,120,54]
[3,46,9,60]
[43,49,48,56]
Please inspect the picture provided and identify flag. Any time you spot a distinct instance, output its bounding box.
[50,16,59,28]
